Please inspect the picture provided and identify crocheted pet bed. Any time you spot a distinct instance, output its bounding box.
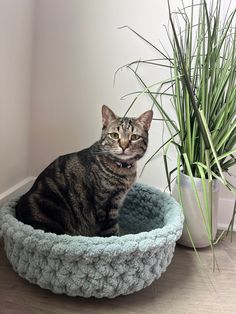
[0,183,183,298]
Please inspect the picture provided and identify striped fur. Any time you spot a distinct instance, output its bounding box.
[15,106,153,236]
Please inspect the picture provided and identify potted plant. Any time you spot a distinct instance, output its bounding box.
[118,0,236,250]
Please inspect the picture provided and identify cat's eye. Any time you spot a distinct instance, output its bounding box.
[131,134,141,141]
[109,132,119,140]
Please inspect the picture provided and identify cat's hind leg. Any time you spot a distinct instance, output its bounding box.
[24,220,66,235]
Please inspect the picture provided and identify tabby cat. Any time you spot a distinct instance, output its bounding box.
[15,105,153,237]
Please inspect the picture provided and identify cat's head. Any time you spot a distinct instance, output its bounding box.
[101,105,153,161]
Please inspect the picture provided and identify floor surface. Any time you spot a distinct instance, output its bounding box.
[1,233,236,314]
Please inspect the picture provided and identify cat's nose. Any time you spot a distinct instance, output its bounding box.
[119,139,129,151]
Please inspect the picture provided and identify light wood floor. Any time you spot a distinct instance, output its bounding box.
[1,234,236,314]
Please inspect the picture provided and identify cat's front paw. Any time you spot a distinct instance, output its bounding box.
[100,223,120,237]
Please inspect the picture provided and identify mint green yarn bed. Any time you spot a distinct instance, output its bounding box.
[0,183,183,298]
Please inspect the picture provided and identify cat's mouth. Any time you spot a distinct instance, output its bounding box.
[115,152,136,160]
[110,147,136,160]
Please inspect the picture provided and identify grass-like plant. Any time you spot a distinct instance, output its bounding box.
[117,0,236,250]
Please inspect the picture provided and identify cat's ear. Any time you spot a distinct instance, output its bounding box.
[137,110,153,131]
[102,105,117,127]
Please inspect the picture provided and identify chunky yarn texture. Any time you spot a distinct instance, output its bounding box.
[0,183,183,298]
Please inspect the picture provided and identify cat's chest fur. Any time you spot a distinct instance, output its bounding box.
[87,157,136,236]
[91,157,136,208]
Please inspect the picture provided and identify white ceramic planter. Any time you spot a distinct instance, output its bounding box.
[172,172,220,248]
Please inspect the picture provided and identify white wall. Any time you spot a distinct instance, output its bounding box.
[0,0,34,193]
[30,0,236,189]
[30,0,175,190]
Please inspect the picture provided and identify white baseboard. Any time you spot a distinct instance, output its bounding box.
[0,177,35,207]
[218,197,236,231]
[0,178,235,232]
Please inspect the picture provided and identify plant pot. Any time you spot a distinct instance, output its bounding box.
[172,172,220,248]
